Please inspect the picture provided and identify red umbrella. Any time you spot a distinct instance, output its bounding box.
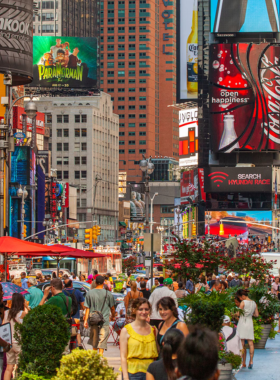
[47,244,107,258]
[0,237,52,254]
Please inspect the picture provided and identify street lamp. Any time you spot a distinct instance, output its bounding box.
[150,192,158,233]
[24,99,37,119]
[139,155,155,227]
[16,185,28,240]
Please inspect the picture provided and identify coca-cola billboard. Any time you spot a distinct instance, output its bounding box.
[209,43,280,152]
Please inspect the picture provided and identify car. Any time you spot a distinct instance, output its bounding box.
[36,268,71,277]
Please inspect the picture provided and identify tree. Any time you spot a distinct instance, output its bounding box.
[122,256,137,273]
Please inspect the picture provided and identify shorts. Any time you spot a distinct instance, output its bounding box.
[88,325,110,350]
[7,343,21,365]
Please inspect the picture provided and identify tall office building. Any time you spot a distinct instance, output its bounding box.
[35,93,119,243]
[33,0,99,37]
[100,0,178,182]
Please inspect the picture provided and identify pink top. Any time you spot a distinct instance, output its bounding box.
[272,282,279,295]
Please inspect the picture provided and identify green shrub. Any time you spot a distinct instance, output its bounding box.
[221,351,242,369]
[15,304,71,376]
[253,319,264,343]
[16,372,52,380]
[53,349,118,380]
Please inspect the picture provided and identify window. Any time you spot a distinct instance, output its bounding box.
[57,171,62,180]
[139,79,146,83]
[118,36,125,41]
[57,129,62,137]
[129,123,135,127]
[129,62,135,67]
[82,157,87,165]
[108,27,114,33]
[120,123,125,127]
[118,97,125,101]
[63,143,69,151]
[81,171,87,179]
[119,149,125,154]
[129,114,135,118]
[140,88,146,92]
[75,115,80,123]
[108,71,114,76]
[108,79,114,84]
[75,171,80,179]
[57,143,62,151]
[81,199,87,207]
[129,88,135,92]
[129,79,135,83]
[119,141,125,145]
[129,35,135,40]
[129,44,135,50]
[118,27,125,32]
[139,114,146,118]
[139,52,147,57]
[139,140,146,145]
[63,171,69,179]
[57,115,62,123]
[46,114,52,123]
[118,62,125,68]
[57,157,62,165]
[129,53,135,59]
[139,131,146,136]
[81,143,87,151]
[63,129,69,137]
[129,71,135,76]
[63,157,69,165]
[161,206,174,214]
[129,132,135,136]
[129,149,135,154]
[129,105,135,110]
[129,26,135,32]
[75,157,80,165]
[75,129,80,137]
[108,62,115,68]
[139,149,146,154]
[129,97,135,101]
[118,106,125,110]
[81,129,87,137]
[108,53,114,59]
[107,36,114,41]
[77,199,80,207]
[118,53,125,59]
[140,123,146,127]
[139,105,146,109]
[119,114,125,118]
[119,132,125,136]
[118,88,125,92]
[81,115,87,123]
[139,96,146,101]
[129,140,135,145]
[118,71,125,76]
[74,143,80,151]
[118,79,125,83]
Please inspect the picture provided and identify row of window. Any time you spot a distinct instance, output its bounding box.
[107,88,146,93]
[57,157,87,165]
[104,62,148,69]
[33,24,59,33]
[102,36,148,42]
[119,123,146,128]
[104,53,147,59]
[119,149,146,154]
[118,105,146,110]
[36,1,59,9]
[56,129,87,138]
[101,44,147,51]
[116,96,146,101]
[56,114,87,123]
[33,13,55,21]
[119,131,146,136]
[101,17,147,24]
[57,171,87,180]
[77,199,87,208]
[119,114,146,119]
[57,143,87,151]
[119,140,146,145]
[101,26,147,33]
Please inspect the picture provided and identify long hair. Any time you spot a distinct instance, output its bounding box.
[8,293,25,322]
[162,329,184,380]
[156,296,178,318]
[130,281,137,292]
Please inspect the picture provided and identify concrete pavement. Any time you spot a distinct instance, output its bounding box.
[236,334,280,380]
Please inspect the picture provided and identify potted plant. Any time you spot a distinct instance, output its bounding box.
[218,335,242,380]
[249,285,279,349]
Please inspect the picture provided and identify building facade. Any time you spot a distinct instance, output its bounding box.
[100,0,179,182]
[35,93,119,243]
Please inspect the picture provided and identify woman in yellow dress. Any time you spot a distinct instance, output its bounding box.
[120,298,158,380]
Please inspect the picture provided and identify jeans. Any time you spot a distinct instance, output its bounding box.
[122,373,146,380]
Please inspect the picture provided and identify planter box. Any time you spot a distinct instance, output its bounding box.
[254,324,272,349]
[218,363,233,380]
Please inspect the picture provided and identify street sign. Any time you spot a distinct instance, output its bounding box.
[126,231,132,238]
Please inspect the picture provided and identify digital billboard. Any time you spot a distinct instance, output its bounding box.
[177,0,198,102]
[209,43,280,152]
[211,0,280,33]
[179,108,198,167]
[29,36,98,88]
[204,167,272,193]
[130,184,146,222]
[181,170,199,204]
[205,210,272,241]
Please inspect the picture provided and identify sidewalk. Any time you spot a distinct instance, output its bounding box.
[236,334,280,380]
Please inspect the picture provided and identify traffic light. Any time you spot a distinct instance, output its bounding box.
[96,226,101,237]
[23,224,27,238]
[92,226,97,244]
[85,228,93,248]
[192,222,196,236]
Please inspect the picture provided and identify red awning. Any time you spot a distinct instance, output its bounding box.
[0,237,52,254]
[46,244,107,258]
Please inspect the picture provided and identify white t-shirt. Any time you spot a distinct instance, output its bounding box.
[146,278,156,290]
[116,301,126,317]
[51,45,62,59]
[222,326,242,356]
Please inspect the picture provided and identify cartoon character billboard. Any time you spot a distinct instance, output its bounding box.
[29,36,98,88]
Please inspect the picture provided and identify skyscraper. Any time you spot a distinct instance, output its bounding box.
[100,0,178,182]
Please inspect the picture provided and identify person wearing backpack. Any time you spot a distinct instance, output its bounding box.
[39,279,72,315]
[84,275,115,355]
[63,279,85,349]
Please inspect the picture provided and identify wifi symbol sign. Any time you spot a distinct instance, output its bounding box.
[208,172,229,187]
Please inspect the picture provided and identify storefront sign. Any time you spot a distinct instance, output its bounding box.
[162,0,173,55]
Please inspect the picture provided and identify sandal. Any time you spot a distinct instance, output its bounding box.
[242,364,246,368]
[248,364,253,369]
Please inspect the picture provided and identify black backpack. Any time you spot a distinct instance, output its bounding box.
[65,289,79,316]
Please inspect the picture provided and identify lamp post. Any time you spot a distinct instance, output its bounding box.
[17,185,28,240]
[139,155,155,282]
[42,218,53,244]
[150,192,158,233]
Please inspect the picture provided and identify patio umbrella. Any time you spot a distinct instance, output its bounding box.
[1,282,29,301]
[47,244,107,258]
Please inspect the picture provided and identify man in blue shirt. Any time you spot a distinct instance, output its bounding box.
[20,272,28,290]
[63,279,85,348]
[25,277,43,308]
[185,277,194,294]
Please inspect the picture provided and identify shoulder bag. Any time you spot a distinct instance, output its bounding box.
[89,290,108,327]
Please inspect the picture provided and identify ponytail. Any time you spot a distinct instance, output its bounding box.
[162,329,184,380]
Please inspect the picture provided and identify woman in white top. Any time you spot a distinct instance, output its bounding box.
[3,293,29,380]
[236,289,259,370]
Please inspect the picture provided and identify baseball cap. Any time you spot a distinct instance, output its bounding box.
[163,278,173,285]
[223,315,231,324]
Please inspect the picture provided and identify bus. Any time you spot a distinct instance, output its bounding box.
[32,257,77,273]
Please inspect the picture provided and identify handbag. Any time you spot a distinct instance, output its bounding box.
[89,290,108,327]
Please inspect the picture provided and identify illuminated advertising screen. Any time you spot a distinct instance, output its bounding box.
[177,0,198,102]
[181,170,199,204]
[204,167,272,193]
[29,36,98,88]
[205,210,272,241]
[179,108,198,167]
[209,42,280,152]
[130,184,146,222]
[211,0,280,33]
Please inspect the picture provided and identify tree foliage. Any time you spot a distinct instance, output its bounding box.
[122,256,137,272]
[15,304,70,376]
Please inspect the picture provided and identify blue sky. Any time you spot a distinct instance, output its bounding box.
[230,211,272,222]
[211,0,280,32]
